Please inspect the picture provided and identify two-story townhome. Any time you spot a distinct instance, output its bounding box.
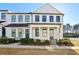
[0,4,64,41]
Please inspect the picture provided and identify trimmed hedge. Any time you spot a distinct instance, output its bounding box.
[40,40,50,45]
[0,38,15,44]
[34,39,41,45]
[20,38,50,45]
[20,38,34,45]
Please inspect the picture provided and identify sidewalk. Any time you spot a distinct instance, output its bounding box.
[0,43,79,49]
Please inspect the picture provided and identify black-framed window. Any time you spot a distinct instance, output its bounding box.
[11,29,16,37]
[35,28,39,37]
[42,15,46,22]
[42,29,47,37]
[50,16,54,22]
[18,29,23,38]
[25,15,30,22]
[35,15,39,22]
[11,15,16,22]
[56,16,60,22]
[18,15,23,22]
[1,13,6,19]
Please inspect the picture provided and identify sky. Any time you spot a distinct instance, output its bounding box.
[0,3,79,26]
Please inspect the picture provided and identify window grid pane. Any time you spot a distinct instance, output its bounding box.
[18,29,23,38]
[56,16,60,22]
[50,16,54,22]
[25,16,30,22]
[1,13,6,19]
[35,28,39,37]
[11,15,16,22]
[42,16,46,22]
[18,15,23,22]
[35,15,39,22]
[11,29,16,37]
[42,29,47,37]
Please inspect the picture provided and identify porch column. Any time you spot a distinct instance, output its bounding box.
[39,27,41,39]
[58,27,60,40]
[16,29,18,38]
[48,27,50,40]
[23,28,25,38]
[29,27,32,38]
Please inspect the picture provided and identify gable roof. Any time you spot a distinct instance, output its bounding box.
[32,3,64,15]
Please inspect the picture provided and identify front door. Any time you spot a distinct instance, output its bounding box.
[49,29,56,45]
[49,29,54,40]
[25,29,29,38]
[2,27,6,37]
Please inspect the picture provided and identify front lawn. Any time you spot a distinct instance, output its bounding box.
[0,48,78,55]
[69,40,79,46]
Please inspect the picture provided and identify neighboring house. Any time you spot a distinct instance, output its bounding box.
[0,4,64,40]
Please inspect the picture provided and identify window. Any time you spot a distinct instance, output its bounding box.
[35,15,39,22]
[18,15,23,22]
[50,16,54,22]
[35,28,39,37]
[42,29,47,37]
[42,15,46,22]
[25,15,30,22]
[1,13,6,19]
[50,29,53,34]
[11,29,16,37]
[25,29,29,38]
[18,29,23,38]
[11,15,16,22]
[56,16,60,22]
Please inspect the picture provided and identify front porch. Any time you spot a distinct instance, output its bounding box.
[30,26,60,40]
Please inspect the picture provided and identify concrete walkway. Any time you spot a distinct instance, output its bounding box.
[0,43,79,49]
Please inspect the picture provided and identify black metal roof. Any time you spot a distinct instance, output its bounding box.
[5,23,29,27]
[0,21,6,23]
[0,10,8,11]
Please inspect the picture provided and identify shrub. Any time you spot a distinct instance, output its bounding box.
[34,39,41,45]
[8,38,15,43]
[57,38,73,46]
[20,38,34,45]
[20,38,51,46]
[29,38,34,45]
[20,38,28,45]
[0,38,15,44]
[41,40,50,45]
